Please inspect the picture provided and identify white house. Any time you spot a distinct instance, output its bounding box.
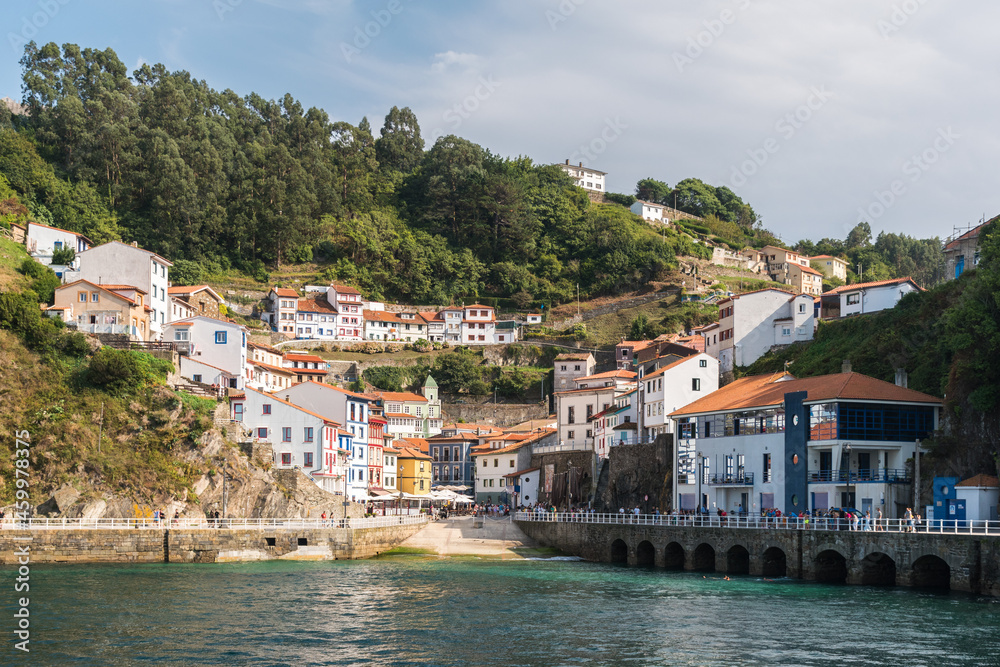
[279,381,376,500]
[709,289,815,373]
[461,304,496,345]
[669,371,941,519]
[592,389,638,458]
[327,283,364,341]
[24,222,90,277]
[555,370,636,450]
[525,313,543,325]
[630,200,666,222]
[557,159,606,194]
[820,277,923,320]
[374,377,443,438]
[265,287,300,337]
[164,316,248,389]
[640,353,720,440]
[472,439,534,504]
[230,387,348,495]
[364,310,431,342]
[955,475,1000,522]
[70,241,172,339]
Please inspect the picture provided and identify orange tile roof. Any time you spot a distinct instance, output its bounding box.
[250,361,295,375]
[944,219,994,251]
[27,220,93,242]
[504,467,540,478]
[797,265,823,276]
[670,371,941,417]
[956,474,999,488]
[284,353,326,363]
[811,255,846,262]
[298,295,338,314]
[555,353,592,361]
[617,340,654,351]
[330,283,361,295]
[273,287,299,298]
[823,277,923,295]
[577,370,637,382]
[376,391,428,403]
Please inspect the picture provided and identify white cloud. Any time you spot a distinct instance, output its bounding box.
[430,51,481,74]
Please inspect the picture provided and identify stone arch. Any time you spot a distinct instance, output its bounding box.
[692,543,716,572]
[726,544,750,575]
[636,540,655,567]
[610,538,628,564]
[664,542,685,570]
[814,549,848,584]
[912,554,950,590]
[860,552,896,586]
[762,546,787,578]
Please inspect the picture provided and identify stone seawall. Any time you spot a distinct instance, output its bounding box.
[0,521,424,565]
[516,520,1000,596]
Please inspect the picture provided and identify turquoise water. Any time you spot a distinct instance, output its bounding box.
[7,557,1000,666]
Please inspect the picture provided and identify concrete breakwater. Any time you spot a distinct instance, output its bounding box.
[0,520,425,564]
[516,518,1000,596]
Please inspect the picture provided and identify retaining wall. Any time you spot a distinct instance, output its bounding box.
[0,521,424,565]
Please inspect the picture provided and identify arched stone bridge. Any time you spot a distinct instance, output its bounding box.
[515,520,1000,595]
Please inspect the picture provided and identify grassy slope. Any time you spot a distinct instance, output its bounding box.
[0,238,217,510]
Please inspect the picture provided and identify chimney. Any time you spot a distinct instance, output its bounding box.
[895,368,908,388]
[565,159,569,165]
[579,162,583,167]
[841,359,852,374]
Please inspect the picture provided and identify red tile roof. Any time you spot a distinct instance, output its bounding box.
[944,219,994,252]
[823,277,923,295]
[670,371,941,417]
[284,353,326,363]
[577,370,637,382]
[375,391,428,403]
[273,287,299,298]
[643,355,704,379]
[956,474,999,488]
[330,283,361,295]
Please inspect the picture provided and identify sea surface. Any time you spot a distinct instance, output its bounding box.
[6,556,1000,666]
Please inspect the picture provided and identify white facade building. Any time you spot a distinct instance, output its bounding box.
[641,353,720,439]
[630,200,665,222]
[164,316,248,389]
[670,371,941,518]
[555,370,636,450]
[71,241,172,339]
[25,222,90,277]
[230,387,348,494]
[821,277,923,320]
[557,159,606,193]
[461,304,496,345]
[709,289,815,373]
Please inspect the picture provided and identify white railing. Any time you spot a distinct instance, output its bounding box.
[0,515,428,530]
[532,442,591,454]
[513,512,1000,535]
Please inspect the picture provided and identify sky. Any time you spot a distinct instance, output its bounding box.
[2,0,998,245]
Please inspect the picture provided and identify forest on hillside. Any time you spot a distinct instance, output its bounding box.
[0,42,949,306]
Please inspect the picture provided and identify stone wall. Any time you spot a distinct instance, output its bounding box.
[443,401,549,428]
[515,519,1000,595]
[594,435,673,513]
[0,521,425,565]
[531,450,598,507]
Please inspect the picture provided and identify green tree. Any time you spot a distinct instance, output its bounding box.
[635,178,670,204]
[374,106,424,173]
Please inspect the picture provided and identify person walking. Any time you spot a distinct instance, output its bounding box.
[904,507,914,532]
[876,507,883,531]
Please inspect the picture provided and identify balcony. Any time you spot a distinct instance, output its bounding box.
[808,468,911,484]
[706,473,754,487]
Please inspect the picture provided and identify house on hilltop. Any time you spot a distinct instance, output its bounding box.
[819,277,923,320]
[943,217,995,281]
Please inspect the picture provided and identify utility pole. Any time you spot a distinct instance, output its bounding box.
[576,283,580,320]
[97,403,104,454]
[914,439,921,515]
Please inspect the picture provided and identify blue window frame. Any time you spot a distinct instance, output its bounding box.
[215,331,227,344]
[304,427,314,442]
[282,427,292,442]
[836,402,934,442]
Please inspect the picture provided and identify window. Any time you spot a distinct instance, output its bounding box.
[419,462,425,472]
[193,374,202,383]
[304,427,314,442]
[692,378,701,391]
[215,331,227,344]
[482,459,487,467]
[91,292,99,302]
[304,452,313,467]
[560,365,567,371]
[846,293,861,305]
[257,427,267,439]
[699,359,707,368]
[282,427,292,442]
[509,459,515,468]
[281,453,292,465]
[78,292,87,303]
[586,429,592,438]
[586,405,594,420]
[568,430,575,439]
[799,303,806,313]
[493,459,498,467]
[263,404,271,415]
[567,406,575,424]
[574,365,581,371]
[782,328,791,336]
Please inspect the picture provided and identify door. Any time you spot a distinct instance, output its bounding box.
[861,497,873,517]
[858,453,871,480]
[819,451,832,482]
[233,403,244,422]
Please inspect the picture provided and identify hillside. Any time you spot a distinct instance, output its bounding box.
[745,222,1000,482]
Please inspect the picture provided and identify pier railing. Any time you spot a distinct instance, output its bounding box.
[513,511,1000,535]
[0,515,428,530]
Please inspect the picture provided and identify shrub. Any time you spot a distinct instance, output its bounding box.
[87,347,173,395]
[51,247,75,265]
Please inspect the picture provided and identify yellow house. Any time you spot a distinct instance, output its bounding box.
[394,442,432,495]
[49,280,152,341]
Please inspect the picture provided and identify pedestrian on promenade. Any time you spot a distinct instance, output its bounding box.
[321,511,327,527]
[876,507,883,531]
[904,507,914,532]
[864,510,872,531]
